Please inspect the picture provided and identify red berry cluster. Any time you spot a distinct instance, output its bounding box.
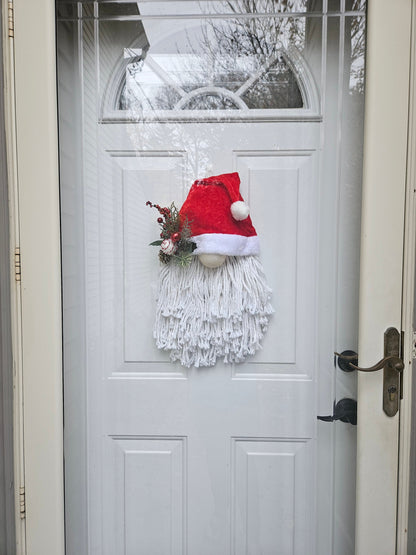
[146,201,171,219]
[147,200,180,241]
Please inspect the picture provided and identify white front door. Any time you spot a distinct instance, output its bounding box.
[7,1,415,554]
[96,123,319,555]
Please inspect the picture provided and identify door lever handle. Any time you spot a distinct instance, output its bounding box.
[334,353,404,373]
[334,327,404,417]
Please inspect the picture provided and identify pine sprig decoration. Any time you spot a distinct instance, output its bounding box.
[147,201,196,265]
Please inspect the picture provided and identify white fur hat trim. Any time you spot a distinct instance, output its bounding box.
[192,233,259,256]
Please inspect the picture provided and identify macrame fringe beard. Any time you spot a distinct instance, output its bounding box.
[154,255,273,367]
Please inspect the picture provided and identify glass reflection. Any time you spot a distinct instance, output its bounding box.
[348,16,365,95]
[100,0,313,18]
[118,17,306,114]
[57,3,366,553]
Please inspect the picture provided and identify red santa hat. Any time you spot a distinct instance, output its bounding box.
[179,172,260,256]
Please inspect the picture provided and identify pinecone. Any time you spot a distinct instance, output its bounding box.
[158,250,171,264]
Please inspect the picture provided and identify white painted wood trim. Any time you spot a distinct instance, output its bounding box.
[355,1,412,554]
[397,3,416,553]
[12,1,65,554]
[2,0,26,552]
[1,2,18,552]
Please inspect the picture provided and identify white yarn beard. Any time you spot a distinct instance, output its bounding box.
[154,255,273,367]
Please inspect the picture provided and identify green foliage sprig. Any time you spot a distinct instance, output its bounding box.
[146,201,196,265]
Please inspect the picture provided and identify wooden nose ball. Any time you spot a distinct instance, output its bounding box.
[198,254,226,268]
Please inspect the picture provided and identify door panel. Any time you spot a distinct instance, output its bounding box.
[111,150,186,366]
[236,150,317,368]
[232,438,313,555]
[105,436,186,554]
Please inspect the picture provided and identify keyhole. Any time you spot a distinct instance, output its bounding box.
[388,385,397,402]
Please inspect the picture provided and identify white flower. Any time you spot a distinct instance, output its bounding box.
[160,238,177,255]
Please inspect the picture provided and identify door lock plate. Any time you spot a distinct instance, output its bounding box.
[382,327,403,417]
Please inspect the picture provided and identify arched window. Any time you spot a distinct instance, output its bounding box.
[117,50,305,112]
[102,17,320,121]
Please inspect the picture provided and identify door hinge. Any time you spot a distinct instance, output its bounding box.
[14,247,21,281]
[8,1,14,38]
[412,330,416,359]
[19,486,25,519]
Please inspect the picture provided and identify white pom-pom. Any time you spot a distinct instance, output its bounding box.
[231,201,249,221]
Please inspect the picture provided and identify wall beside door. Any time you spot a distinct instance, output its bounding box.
[0,4,16,552]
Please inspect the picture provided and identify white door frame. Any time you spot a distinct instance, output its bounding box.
[398,1,416,551]
[3,1,415,554]
[355,2,415,554]
[3,1,64,553]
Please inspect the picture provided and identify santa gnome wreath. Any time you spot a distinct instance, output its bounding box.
[147,172,273,367]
